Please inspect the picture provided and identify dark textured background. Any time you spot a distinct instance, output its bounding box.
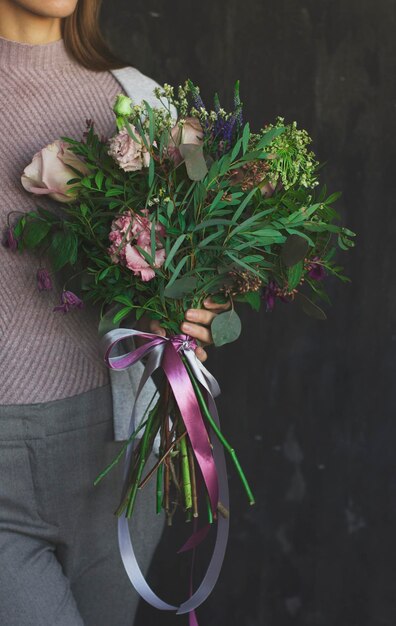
[101,1,395,624]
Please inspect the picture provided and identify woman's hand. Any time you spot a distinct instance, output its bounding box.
[135,297,231,362]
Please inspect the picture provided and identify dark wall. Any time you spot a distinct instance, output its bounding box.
[101,2,396,625]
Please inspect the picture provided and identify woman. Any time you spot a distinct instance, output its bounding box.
[0,1,230,624]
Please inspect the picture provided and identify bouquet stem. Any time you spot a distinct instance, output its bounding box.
[179,430,192,511]
[181,354,255,506]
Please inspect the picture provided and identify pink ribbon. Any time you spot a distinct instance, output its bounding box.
[102,328,230,620]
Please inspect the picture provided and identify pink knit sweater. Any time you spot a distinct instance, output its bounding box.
[0,36,125,403]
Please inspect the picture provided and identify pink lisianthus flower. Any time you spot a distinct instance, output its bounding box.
[21,140,89,203]
[108,209,166,281]
[108,126,151,172]
[125,243,166,281]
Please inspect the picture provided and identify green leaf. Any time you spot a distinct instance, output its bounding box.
[23,219,51,248]
[295,292,327,320]
[230,137,243,162]
[148,155,155,187]
[232,187,258,223]
[164,275,197,298]
[211,309,242,347]
[13,216,26,239]
[193,218,233,231]
[95,170,104,190]
[225,251,263,279]
[113,307,133,325]
[114,295,133,307]
[287,260,303,290]
[228,207,276,238]
[256,126,285,150]
[164,234,186,269]
[164,255,189,291]
[179,144,208,181]
[49,230,78,271]
[37,207,58,223]
[235,290,261,311]
[197,227,225,248]
[281,234,310,267]
[242,123,250,154]
[167,200,175,218]
[325,191,342,204]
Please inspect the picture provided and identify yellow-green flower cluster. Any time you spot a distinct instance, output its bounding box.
[259,117,319,190]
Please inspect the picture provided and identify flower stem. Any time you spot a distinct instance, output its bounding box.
[115,400,160,518]
[156,462,163,514]
[179,431,192,511]
[188,440,199,518]
[181,354,255,506]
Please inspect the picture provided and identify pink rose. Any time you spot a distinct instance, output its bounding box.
[108,126,150,172]
[21,140,89,203]
[167,117,204,165]
[108,209,166,281]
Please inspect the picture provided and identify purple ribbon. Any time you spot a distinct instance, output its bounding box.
[101,328,230,617]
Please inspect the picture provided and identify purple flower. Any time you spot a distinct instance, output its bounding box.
[53,290,83,314]
[263,279,290,311]
[264,280,278,312]
[37,268,53,291]
[4,226,18,252]
[308,259,326,281]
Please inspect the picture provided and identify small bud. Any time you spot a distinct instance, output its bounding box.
[37,268,53,291]
[53,290,83,314]
[113,94,133,118]
[4,226,18,252]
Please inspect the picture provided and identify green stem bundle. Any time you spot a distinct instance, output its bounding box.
[181,354,255,506]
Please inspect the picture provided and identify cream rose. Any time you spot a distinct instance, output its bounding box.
[21,140,89,203]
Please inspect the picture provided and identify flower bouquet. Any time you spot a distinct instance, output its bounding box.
[7,79,355,619]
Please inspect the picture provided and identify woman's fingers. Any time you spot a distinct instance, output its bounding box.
[195,346,208,362]
[184,297,231,326]
[180,320,212,345]
[149,318,166,336]
[150,317,208,362]
[202,296,231,311]
[184,307,217,326]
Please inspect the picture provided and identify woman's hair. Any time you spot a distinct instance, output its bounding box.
[62,0,125,71]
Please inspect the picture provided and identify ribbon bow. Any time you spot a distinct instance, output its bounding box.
[101,328,230,618]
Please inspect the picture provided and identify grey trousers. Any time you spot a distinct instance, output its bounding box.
[0,383,165,626]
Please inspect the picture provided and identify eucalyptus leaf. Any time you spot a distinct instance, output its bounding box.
[295,293,327,320]
[281,234,310,267]
[211,309,242,347]
[164,275,197,298]
[179,144,208,181]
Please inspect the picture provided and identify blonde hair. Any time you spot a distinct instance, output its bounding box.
[62,0,124,71]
